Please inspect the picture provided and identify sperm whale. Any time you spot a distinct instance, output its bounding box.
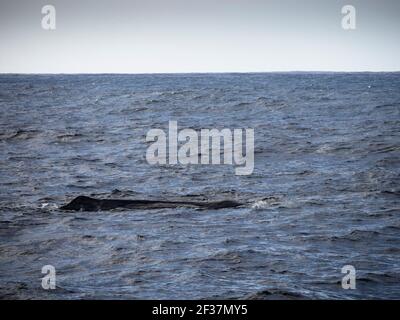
[60,196,243,211]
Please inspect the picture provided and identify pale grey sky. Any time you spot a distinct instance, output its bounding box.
[0,0,399,73]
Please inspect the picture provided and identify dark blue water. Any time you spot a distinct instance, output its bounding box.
[0,73,399,299]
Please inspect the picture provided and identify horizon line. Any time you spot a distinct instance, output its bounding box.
[1,70,400,75]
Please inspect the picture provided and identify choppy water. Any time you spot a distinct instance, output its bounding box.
[0,73,399,299]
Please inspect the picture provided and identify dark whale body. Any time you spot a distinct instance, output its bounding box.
[61,196,243,211]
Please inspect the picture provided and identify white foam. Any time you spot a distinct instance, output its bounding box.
[251,200,271,210]
[40,203,59,210]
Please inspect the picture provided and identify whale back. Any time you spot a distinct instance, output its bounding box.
[61,195,243,211]
[60,196,101,211]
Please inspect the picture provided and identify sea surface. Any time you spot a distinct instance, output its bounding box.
[0,73,399,299]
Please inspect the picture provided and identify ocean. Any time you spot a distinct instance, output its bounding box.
[0,73,399,299]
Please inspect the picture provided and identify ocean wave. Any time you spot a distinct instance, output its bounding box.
[244,288,305,300]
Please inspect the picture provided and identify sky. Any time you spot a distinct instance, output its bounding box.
[0,0,399,73]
